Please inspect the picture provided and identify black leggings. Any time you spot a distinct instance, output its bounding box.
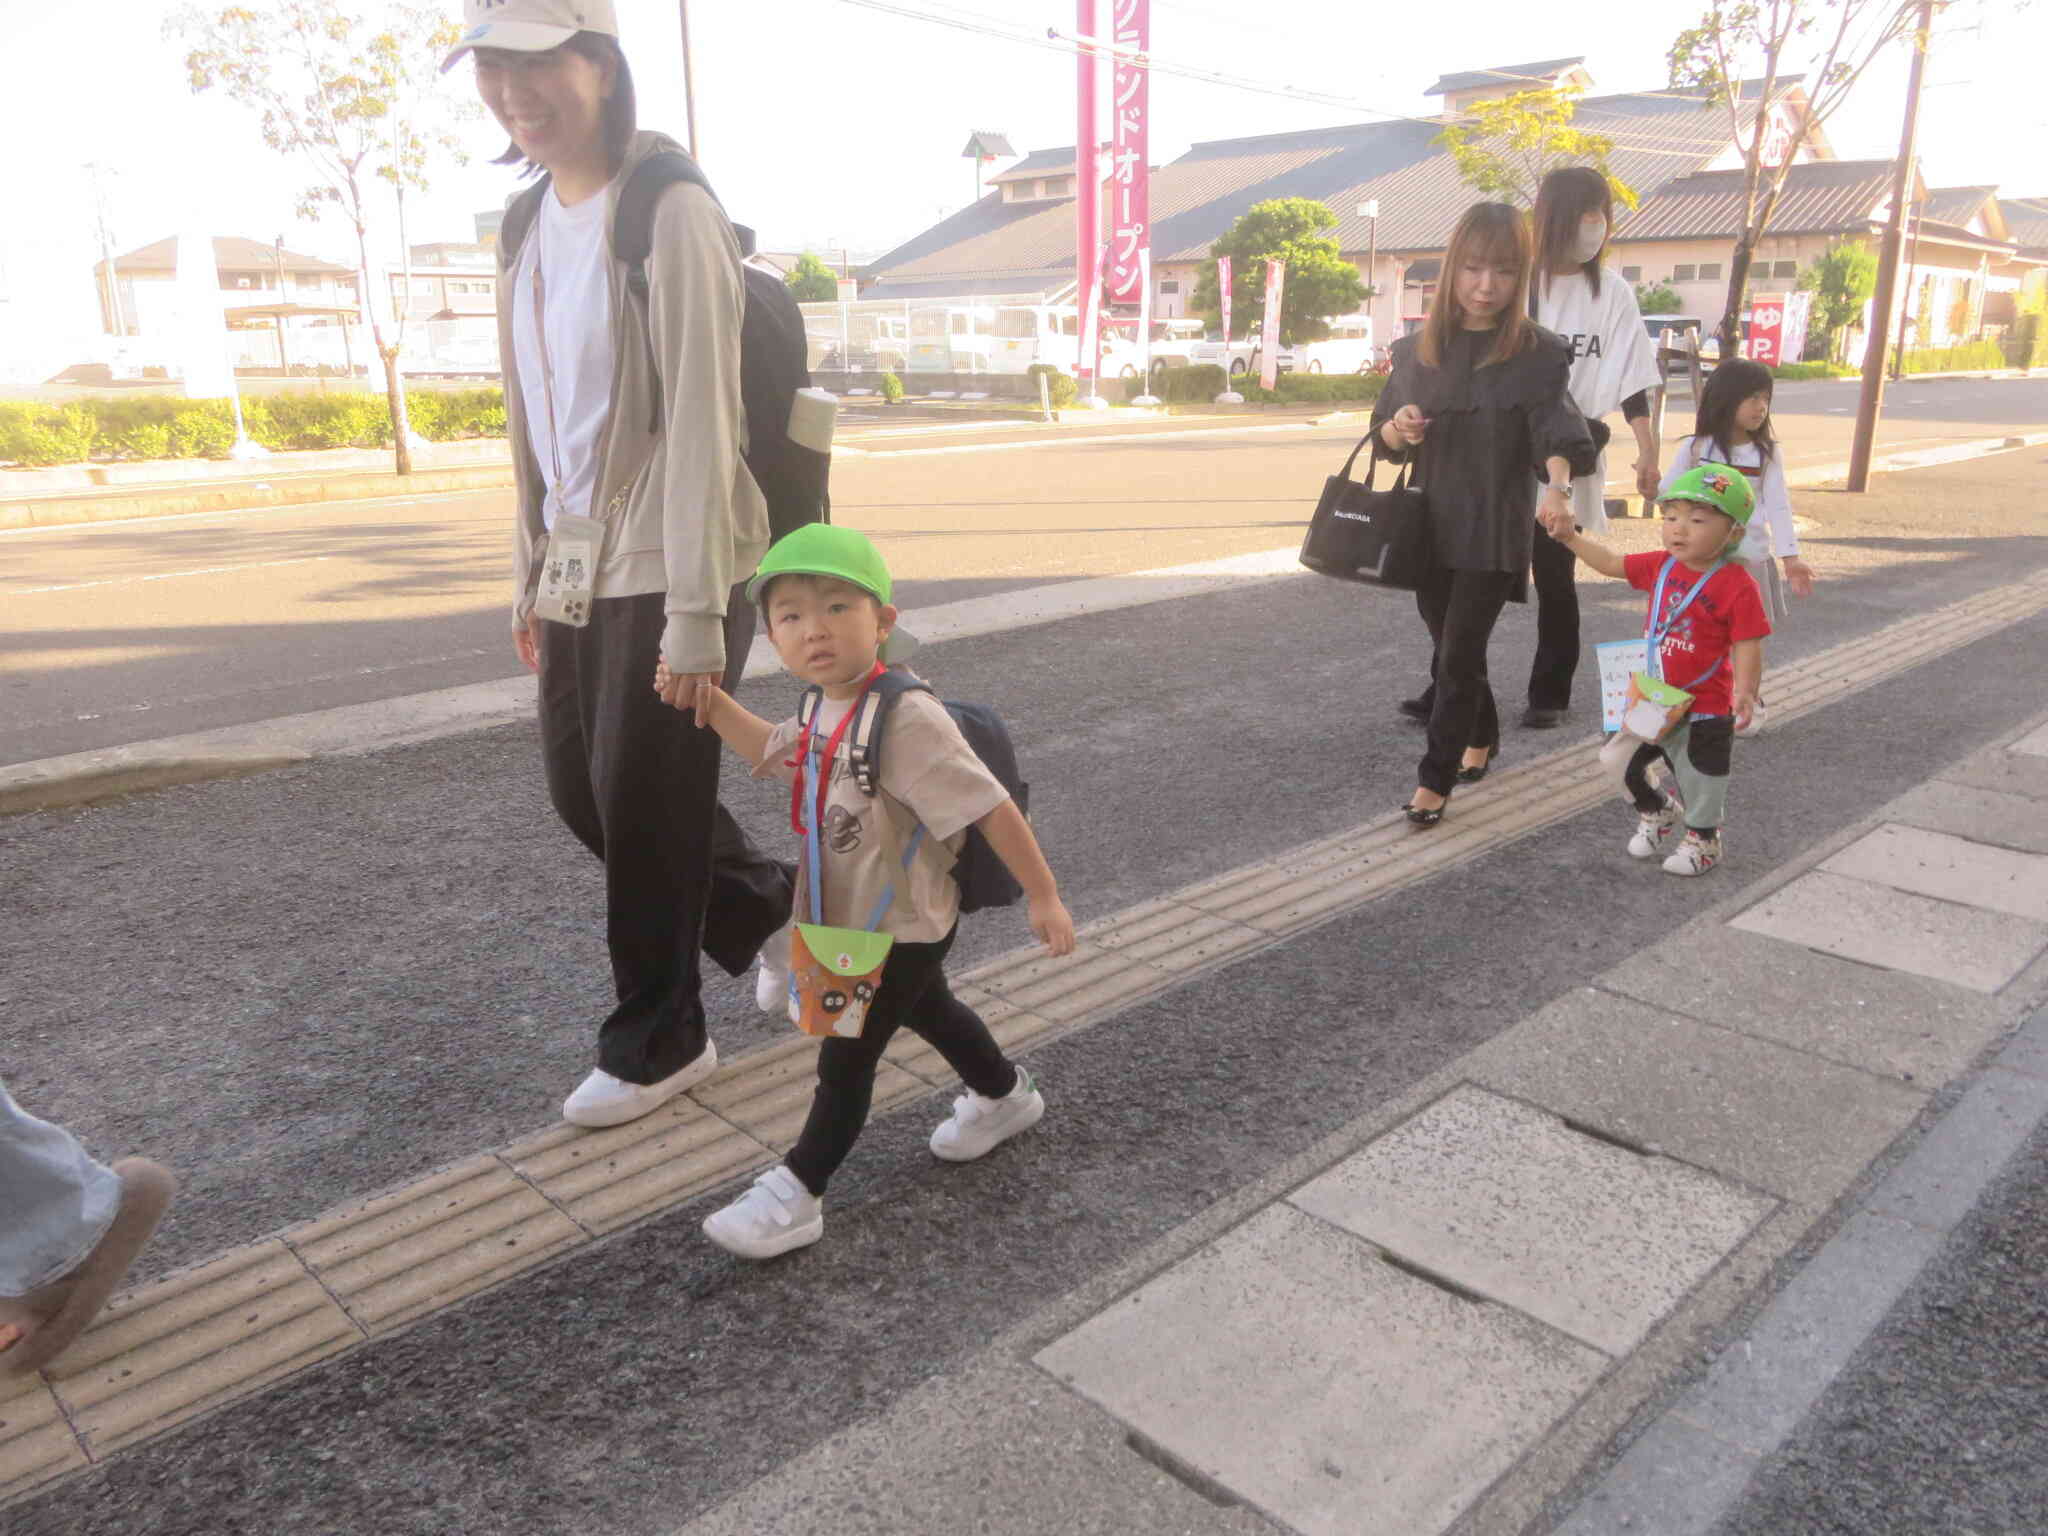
[784,926,1018,1196]
[1414,566,1516,796]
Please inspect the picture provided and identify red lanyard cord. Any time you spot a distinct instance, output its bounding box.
[786,662,887,838]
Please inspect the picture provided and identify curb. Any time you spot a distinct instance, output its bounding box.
[0,751,310,816]
[1,463,515,531]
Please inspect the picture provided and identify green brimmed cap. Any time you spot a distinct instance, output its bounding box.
[1662,463,1756,528]
[746,524,918,661]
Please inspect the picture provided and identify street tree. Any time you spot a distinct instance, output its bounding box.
[1668,0,1916,360]
[1189,199,1366,346]
[1636,281,1684,315]
[1436,85,1638,210]
[786,252,840,302]
[173,0,474,475]
[1796,239,1879,362]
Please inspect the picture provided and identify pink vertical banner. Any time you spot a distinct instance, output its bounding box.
[1217,255,1233,345]
[1106,0,1149,306]
[1075,0,1101,391]
[1259,259,1286,391]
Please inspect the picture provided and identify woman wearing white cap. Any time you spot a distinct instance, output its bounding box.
[447,0,790,1128]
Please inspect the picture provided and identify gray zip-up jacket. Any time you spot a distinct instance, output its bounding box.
[499,131,772,674]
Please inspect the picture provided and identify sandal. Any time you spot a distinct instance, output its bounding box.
[3,1159,176,1377]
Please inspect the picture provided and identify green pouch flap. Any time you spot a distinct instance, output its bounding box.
[1630,672,1694,710]
[796,924,895,978]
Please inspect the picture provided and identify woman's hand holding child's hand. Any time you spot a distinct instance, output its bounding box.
[652,660,723,718]
[1538,494,1575,539]
[1029,893,1076,957]
[1782,556,1816,598]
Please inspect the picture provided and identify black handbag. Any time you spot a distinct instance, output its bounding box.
[1298,429,1431,589]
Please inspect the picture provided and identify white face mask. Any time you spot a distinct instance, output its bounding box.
[1571,219,1608,265]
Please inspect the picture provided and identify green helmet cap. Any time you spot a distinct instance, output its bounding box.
[746,524,919,661]
[748,523,893,605]
[1661,462,1756,528]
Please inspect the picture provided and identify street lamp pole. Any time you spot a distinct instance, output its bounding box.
[677,0,699,160]
[1847,0,1936,493]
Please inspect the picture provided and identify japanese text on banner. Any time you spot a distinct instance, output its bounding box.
[1217,254,1233,344]
[1259,259,1286,391]
[1106,0,1149,306]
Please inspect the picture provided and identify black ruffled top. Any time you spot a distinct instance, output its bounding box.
[1367,324,1597,599]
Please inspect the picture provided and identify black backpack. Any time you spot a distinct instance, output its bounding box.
[797,670,1029,915]
[500,150,829,539]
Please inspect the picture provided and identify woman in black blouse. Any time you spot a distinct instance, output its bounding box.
[1369,202,1596,826]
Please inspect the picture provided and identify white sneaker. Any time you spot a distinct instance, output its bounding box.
[1736,700,1768,739]
[1662,829,1723,877]
[930,1068,1046,1162]
[561,1043,719,1128]
[754,937,791,1015]
[1627,802,1682,860]
[702,1166,823,1259]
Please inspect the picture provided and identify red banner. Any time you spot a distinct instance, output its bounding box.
[1106,0,1149,306]
[1217,255,1233,344]
[1260,259,1286,391]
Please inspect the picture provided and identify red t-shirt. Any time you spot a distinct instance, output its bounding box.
[1623,552,1772,717]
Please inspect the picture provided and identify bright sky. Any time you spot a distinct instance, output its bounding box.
[1,0,2041,348]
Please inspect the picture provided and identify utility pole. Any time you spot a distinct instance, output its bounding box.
[1848,0,1936,493]
[677,0,699,161]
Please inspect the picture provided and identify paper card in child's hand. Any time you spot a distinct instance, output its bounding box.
[790,924,893,1038]
[1597,640,1650,734]
[1624,672,1694,743]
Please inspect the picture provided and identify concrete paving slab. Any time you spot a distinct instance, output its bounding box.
[2008,720,2048,756]
[287,1155,585,1331]
[1036,1204,1606,1536]
[1730,868,2048,993]
[43,1241,358,1454]
[668,1355,1278,1536]
[1820,823,2048,921]
[1941,745,2048,802]
[1598,926,2009,1085]
[1882,779,2048,855]
[1288,1085,1774,1355]
[1465,988,1927,1206]
[0,1373,85,1505]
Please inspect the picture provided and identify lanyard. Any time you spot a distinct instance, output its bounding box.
[528,213,568,506]
[793,663,923,932]
[1646,556,1725,689]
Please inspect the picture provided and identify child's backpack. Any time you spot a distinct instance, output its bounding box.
[797,670,1029,914]
[499,151,829,541]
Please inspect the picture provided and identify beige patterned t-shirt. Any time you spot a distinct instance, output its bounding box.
[755,689,1011,943]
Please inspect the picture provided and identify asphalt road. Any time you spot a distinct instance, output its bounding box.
[1,378,2042,768]
[2,450,2043,1536]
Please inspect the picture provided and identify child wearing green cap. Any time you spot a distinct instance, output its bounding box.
[1539,463,1772,876]
[656,523,1076,1259]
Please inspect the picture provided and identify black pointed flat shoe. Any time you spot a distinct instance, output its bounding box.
[1455,746,1500,784]
[1403,795,1449,827]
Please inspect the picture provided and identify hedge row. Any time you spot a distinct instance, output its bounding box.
[1769,361,1855,380]
[1896,340,2008,376]
[1238,372,1387,405]
[0,389,507,467]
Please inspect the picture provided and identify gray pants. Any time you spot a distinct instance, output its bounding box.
[0,1080,120,1298]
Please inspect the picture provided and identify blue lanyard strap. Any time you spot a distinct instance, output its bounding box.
[1646,556,1726,690]
[801,734,924,933]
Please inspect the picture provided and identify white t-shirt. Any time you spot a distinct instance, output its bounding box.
[1661,435,1798,564]
[1534,268,1664,533]
[511,183,617,531]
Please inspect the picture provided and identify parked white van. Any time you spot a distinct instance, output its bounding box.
[1288,314,1376,373]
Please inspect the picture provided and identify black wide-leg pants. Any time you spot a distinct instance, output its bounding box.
[1413,566,1516,797]
[538,586,792,1085]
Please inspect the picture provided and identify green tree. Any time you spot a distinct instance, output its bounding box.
[1668,0,1915,361]
[1435,85,1637,210]
[1796,239,1878,362]
[786,252,840,302]
[1636,281,1684,315]
[173,0,472,474]
[1188,199,1366,346]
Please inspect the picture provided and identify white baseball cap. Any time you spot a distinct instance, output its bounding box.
[441,0,620,73]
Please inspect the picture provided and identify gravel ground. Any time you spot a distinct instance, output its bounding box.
[1711,1115,2048,1536]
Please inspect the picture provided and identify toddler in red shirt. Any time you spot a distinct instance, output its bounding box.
[1540,464,1771,875]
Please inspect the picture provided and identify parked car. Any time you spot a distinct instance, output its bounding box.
[1188,330,1257,378]
[1284,314,1375,374]
[1643,314,1719,363]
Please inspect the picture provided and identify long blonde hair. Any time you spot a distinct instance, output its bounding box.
[1421,202,1535,369]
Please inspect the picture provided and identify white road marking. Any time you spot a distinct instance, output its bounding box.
[860,421,1327,458]
[10,556,336,595]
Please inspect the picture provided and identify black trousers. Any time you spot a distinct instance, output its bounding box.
[1526,522,1580,711]
[784,925,1018,1197]
[538,587,792,1086]
[1414,566,1516,797]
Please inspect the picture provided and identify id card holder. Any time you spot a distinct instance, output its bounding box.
[532,510,601,627]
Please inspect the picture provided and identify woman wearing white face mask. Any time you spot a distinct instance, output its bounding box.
[1520,166,1665,726]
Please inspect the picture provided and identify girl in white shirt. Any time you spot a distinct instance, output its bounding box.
[1660,357,1818,734]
